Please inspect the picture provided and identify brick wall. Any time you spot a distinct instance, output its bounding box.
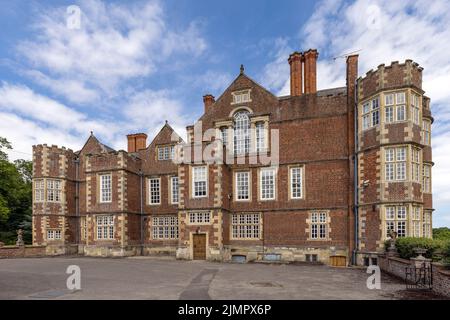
[0,245,46,259]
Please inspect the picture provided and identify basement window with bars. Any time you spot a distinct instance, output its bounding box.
[385,147,407,181]
[188,212,211,224]
[309,211,328,240]
[96,215,114,240]
[192,166,207,198]
[99,174,112,203]
[362,96,380,130]
[231,213,260,239]
[47,179,62,202]
[235,171,250,201]
[385,206,407,238]
[34,179,45,202]
[385,92,406,123]
[149,178,161,205]
[152,216,178,239]
[47,229,61,240]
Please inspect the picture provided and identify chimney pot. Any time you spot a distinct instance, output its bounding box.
[288,52,303,96]
[303,49,319,94]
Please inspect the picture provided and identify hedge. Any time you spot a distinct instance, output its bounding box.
[385,237,450,261]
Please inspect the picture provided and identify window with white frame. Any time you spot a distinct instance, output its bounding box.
[188,212,211,224]
[422,119,431,146]
[47,229,61,240]
[385,147,406,181]
[310,211,328,240]
[423,210,432,238]
[171,176,179,204]
[423,164,431,193]
[232,90,251,104]
[411,93,420,125]
[231,213,260,239]
[290,166,303,199]
[99,174,111,203]
[152,216,178,239]
[192,166,207,198]
[411,147,421,182]
[385,92,406,123]
[220,127,228,147]
[235,171,250,201]
[234,111,250,155]
[412,206,421,237]
[362,97,379,130]
[34,179,45,202]
[47,179,62,202]
[255,121,266,152]
[149,178,161,204]
[96,215,114,240]
[385,206,407,238]
[158,145,174,161]
[260,168,276,200]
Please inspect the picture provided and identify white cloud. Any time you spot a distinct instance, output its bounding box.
[17,0,207,103]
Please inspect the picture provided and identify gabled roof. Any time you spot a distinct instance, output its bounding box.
[146,121,184,150]
[76,132,115,155]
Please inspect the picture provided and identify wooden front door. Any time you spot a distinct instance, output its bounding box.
[193,234,206,260]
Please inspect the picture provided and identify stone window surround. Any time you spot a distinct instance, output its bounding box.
[169,175,179,205]
[190,165,208,199]
[148,177,161,205]
[381,204,431,240]
[187,211,212,225]
[307,211,331,241]
[358,88,422,134]
[99,173,112,203]
[230,212,262,240]
[231,89,252,105]
[381,144,423,183]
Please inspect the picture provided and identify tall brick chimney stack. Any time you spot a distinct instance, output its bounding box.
[303,49,319,94]
[203,94,215,113]
[288,52,303,96]
[127,133,147,153]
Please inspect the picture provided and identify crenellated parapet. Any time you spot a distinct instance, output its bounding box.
[358,60,423,101]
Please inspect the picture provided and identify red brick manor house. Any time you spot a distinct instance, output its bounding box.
[32,49,434,266]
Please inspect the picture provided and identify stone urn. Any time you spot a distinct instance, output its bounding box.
[16,229,24,246]
[411,247,431,268]
[386,229,398,256]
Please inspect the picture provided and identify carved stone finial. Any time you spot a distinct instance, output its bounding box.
[240,64,244,74]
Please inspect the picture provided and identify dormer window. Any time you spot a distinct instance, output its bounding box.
[232,90,251,104]
[158,145,174,161]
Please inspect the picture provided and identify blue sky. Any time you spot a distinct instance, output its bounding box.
[0,0,449,227]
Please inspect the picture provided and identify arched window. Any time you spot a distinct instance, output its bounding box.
[233,111,250,155]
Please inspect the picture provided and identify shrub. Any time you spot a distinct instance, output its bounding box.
[393,237,445,260]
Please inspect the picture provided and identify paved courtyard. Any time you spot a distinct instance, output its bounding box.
[0,256,445,300]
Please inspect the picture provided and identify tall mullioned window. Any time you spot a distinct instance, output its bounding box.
[412,207,421,237]
[422,119,431,145]
[34,179,45,202]
[231,213,260,239]
[47,179,62,202]
[235,171,250,201]
[423,164,432,193]
[386,206,407,238]
[192,166,207,198]
[260,168,276,200]
[99,174,112,203]
[423,211,432,238]
[411,93,420,125]
[362,97,379,130]
[152,216,178,239]
[149,178,161,205]
[385,147,406,181]
[96,215,114,240]
[220,127,228,147]
[171,176,179,204]
[234,111,250,155]
[411,147,421,182]
[158,145,174,161]
[290,166,303,199]
[255,122,266,153]
[385,92,406,123]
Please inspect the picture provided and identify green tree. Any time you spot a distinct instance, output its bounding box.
[0,137,32,244]
[433,227,450,241]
